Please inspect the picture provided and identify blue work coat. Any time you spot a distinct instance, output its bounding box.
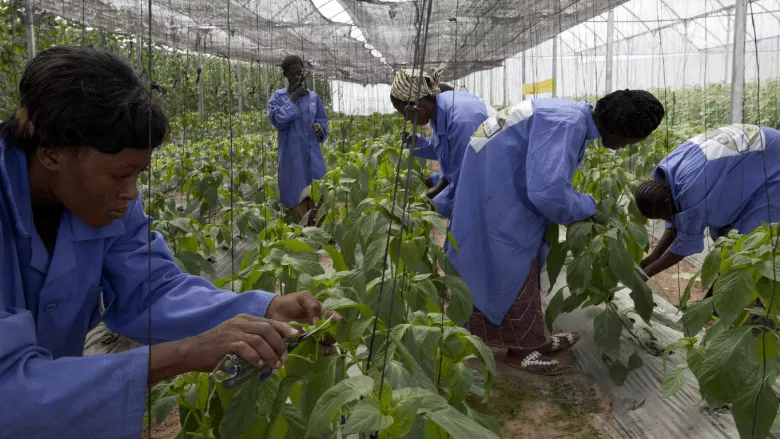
[268,88,329,208]
[447,99,601,324]
[655,124,780,256]
[409,91,489,218]
[0,139,276,438]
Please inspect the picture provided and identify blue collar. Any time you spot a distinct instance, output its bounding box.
[582,104,600,141]
[0,139,126,242]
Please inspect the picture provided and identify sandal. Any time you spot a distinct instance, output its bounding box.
[506,350,569,376]
[545,332,581,354]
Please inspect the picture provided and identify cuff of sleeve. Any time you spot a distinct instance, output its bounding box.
[122,347,151,439]
[669,231,704,257]
[243,290,278,318]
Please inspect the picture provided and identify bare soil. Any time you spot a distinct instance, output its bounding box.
[645,237,707,308]
[142,409,180,439]
[470,349,620,439]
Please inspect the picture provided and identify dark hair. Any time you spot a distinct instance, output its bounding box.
[634,179,675,219]
[595,89,665,138]
[281,55,304,74]
[0,45,167,154]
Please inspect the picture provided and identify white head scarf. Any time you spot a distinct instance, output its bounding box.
[390,64,446,102]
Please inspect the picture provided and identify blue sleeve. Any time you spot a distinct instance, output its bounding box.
[267,92,298,130]
[411,135,438,160]
[446,117,482,185]
[525,119,597,224]
[0,219,149,439]
[315,96,329,142]
[433,183,454,218]
[668,210,706,257]
[101,199,277,345]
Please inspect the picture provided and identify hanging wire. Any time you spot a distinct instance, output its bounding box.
[747,2,778,437]
[226,0,236,290]
[145,0,154,436]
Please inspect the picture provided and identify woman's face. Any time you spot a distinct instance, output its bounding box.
[284,63,304,87]
[393,98,434,126]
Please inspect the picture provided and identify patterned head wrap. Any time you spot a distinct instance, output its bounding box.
[390,64,446,103]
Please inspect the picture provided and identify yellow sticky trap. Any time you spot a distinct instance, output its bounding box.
[523,78,556,95]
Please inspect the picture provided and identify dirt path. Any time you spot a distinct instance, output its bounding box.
[645,237,707,308]
[471,350,620,439]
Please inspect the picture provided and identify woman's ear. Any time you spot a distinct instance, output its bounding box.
[36,146,64,171]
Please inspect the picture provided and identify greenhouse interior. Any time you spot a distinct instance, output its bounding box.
[2,0,780,438]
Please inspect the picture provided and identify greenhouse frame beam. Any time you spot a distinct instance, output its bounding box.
[24,0,35,60]
[605,9,614,93]
[731,0,748,124]
[573,4,735,56]
[658,0,726,48]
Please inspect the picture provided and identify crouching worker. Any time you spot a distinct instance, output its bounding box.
[448,90,664,374]
[636,124,780,284]
[0,46,336,439]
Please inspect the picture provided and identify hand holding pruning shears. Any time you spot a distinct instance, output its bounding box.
[313,123,324,137]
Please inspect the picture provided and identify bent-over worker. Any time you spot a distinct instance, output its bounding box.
[448,90,665,375]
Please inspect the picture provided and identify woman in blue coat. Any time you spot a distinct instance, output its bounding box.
[267,55,328,225]
[449,90,664,374]
[0,46,335,438]
[636,124,780,280]
[389,67,490,218]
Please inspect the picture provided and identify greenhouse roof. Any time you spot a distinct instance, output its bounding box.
[26,0,780,84]
[30,0,625,84]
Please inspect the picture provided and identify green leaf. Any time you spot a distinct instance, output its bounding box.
[545,288,566,330]
[679,272,700,308]
[321,297,373,317]
[628,351,643,371]
[386,395,423,438]
[757,332,780,364]
[566,252,593,295]
[757,260,780,281]
[755,278,780,315]
[713,269,755,324]
[442,276,473,326]
[363,237,388,274]
[274,239,315,253]
[700,250,721,289]
[545,244,567,287]
[608,361,628,386]
[732,370,779,439]
[594,309,623,360]
[681,297,714,338]
[465,404,502,436]
[323,244,347,272]
[424,404,501,439]
[607,239,654,322]
[282,405,307,439]
[221,373,280,439]
[661,368,686,398]
[698,327,755,407]
[172,216,193,232]
[305,376,373,437]
[343,398,394,434]
[445,361,474,404]
[566,222,593,251]
[466,335,496,397]
[626,222,648,249]
[152,394,178,425]
[382,360,416,389]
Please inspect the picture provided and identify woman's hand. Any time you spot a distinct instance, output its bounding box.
[313,123,324,137]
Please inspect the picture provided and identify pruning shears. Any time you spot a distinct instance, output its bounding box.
[210,314,335,389]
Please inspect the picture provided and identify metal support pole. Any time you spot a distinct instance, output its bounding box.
[521,51,526,101]
[263,64,269,105]
[730,0,748,123]
[313,73,317,94]
[236,60,243,113]
[198,35,204,120]
[24,0,35,60]
[135,31,143,73]
[605,9,615,94]
[503,60,508,106]
[724,7,733,84]
[551,37,558,97]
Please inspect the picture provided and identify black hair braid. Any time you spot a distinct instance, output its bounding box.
[596,89,665,138]
[634,179,674,219]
